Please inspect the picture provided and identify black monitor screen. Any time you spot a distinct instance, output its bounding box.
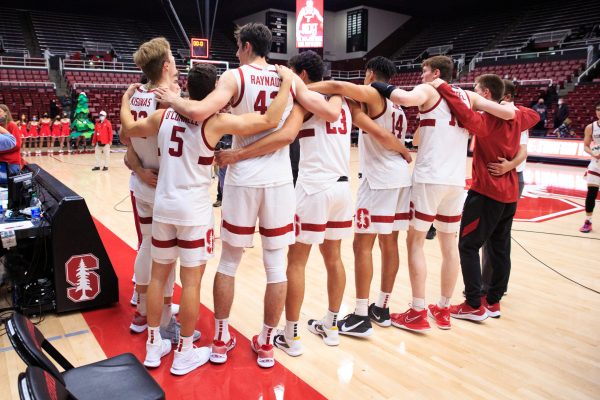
[0,162,8,187]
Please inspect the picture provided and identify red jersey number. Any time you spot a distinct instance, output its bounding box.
[391,112,404,139]
[326,109,348,135]
[169,126,185,157]
[254,90,279,114]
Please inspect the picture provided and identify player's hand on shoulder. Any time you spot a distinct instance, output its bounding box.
[123,83,141,99]
[154,86,179,105]
[275,64,294,82]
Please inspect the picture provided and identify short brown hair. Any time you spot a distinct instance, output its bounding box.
[133,37,171,83]
[187,63,217,101]
[422,55,454,81]
[234,23,272,58]
[476,74,505,102]
[502,79,516,100]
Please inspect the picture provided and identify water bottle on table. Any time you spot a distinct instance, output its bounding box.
[30,193,42,226]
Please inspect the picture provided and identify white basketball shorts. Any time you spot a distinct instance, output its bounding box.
[410,182,464,233]
[354,179,411,235]
[151,216,215,267]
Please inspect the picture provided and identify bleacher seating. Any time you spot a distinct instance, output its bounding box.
[460,59,586,88]
[0,8,28,54]
[563,82,600,132]
[0,68,49,84]
[0,66,55,119]
[390,70,421,87]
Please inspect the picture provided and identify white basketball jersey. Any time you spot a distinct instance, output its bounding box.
[589,121,600,172]
[227,64,295,187]
[153,108,213,226]
[129,85,160,203]
[413,87,471,186]
[297,97,352,195]
[359,98,411,189]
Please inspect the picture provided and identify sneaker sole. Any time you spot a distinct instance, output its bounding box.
[338,328,373,337]
[273,342,304,357]
[450,313,488,321]
[143,359,161,368]
[210,340,236,364]
[371,318,392,328]
[257,358,275,368]
[485,309,501,318]
[170,361,205,376]
[391,321,431,332]
[130,323,148,333]
[307,326,340,346]
[427,310,451,330]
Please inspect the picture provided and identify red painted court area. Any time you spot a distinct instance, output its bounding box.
[84,219,325,400]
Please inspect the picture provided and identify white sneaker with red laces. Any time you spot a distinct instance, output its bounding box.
[251,335,275,368]
[209,336,237,364]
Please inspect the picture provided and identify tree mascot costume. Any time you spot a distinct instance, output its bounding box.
[70,92,95,152]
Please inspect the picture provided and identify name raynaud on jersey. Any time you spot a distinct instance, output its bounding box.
[250,74,282,87]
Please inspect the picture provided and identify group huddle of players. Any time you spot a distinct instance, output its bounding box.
[118,22,547,376]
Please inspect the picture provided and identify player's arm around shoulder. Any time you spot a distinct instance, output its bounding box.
[295,75,341,122]
[469,90,516,120]
[123,108,165,139]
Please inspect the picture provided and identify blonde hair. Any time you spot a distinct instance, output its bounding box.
[0,104,14,128]
[133,37,171,83]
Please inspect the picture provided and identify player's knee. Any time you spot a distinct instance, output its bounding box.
[264,247,287,283]
[217,242,244,277]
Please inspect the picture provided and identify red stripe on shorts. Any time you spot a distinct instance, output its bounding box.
[589,170,600,178]
[152,238,178,248]
[178,238,206,249]
[326,220,353,228]
[436,214,462,223]
[259,224,294,237]
[222,220,256,235]
[461,217,480,238]
[394,212,410,220]
[139,216,153,224]
[301,223,326,232]
[371,215,395,223]
[414,210,435,222]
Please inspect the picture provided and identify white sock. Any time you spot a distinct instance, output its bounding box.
[355,299,369,316]
[412,297,426,311]
[177,335,193,353]
[284,320,298,340]
[147,326,161,344]
[586,216,592,223]
[214,318,231,343]
[324,310,338,329]
[160,303,173,328]
[438,296,451,309]
[376,292,391,309]
[258,324,276,346]
[137,293,147,316]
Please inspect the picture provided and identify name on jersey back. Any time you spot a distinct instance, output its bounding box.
[164,109,199,126]
[130,97,153,107]
[250,75,281,88]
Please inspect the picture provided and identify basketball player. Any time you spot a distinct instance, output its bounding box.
[481,80,529,294]
[424,75,539,320]
[124,38,184,344]
[580,100,600,233]
[307,56,413,337]
[215,51,411,353]
[120,62,293,374]
[371,55,515,330]
[154,23,342,368]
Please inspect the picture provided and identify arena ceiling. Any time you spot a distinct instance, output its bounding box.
[16,0,539,21]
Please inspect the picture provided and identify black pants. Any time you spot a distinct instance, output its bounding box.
[482,171,523,292]
[459,190,517,308]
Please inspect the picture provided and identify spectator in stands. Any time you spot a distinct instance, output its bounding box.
[532,98,547,136]
[50,99,59,118]
[553,118,576,138]
[91,111,112,171]
[554,98,569,128]
[0,104,22,174]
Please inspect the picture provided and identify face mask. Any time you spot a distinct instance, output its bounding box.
[99,116,106,121]
[33,118,38,121]
[0,117,5,124]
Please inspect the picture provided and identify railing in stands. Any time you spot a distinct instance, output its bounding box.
[72,82,131,89]
[531,29,571,46]
[0,56,47,68]
[329,70,365,80]
[469,46,591,69]
[0,80,55,88]
[578,57,600,83]
[62,59,191,74]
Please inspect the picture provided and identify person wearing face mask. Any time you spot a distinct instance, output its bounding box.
[0,104,23,174]
[51,115,61,152]
[60,112,71,153]
[92,110,113,171]
[38,112,52,154]
[554,98,569,129]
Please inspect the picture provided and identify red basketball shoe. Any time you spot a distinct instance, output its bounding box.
[427,304,451,329]
[449,301,488,321]
[391,307,431,332]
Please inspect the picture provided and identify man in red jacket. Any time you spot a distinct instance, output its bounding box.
[428,75,539,320]
[92,110,113,171]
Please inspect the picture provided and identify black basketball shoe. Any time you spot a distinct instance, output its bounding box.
[337,313,373,337]
[368,303,391,327]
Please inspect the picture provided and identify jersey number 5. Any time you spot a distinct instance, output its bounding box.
[169,126,185,157]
